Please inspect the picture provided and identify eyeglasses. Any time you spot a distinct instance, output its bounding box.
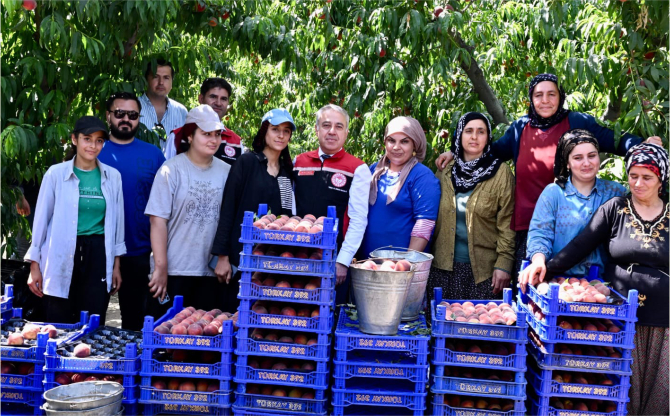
[111,109,140,120]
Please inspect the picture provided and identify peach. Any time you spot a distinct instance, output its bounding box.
[21,324,40,340]
[281,307,296,316]
[467,345,482,353]
[276,281,291,288]
[265,333,279,341]
[288,389,303,398]
[297,308,311,317]
[475,399,488,409]
[583,323,597,332]
[607,325,620,333]
[7,333,25,345]
[594,293,607,303]
[196,380,209,392]
[306,338,318,346]
[85,375,100,381]
[272,362,288,370]
[260,359,274,369]
[269,306,282,315]
[379,261,396,271]
[55,373,71,385]
[493,345,509,356]
[179,381,196,391]
[478,315,492,324]
[188,324,204,336]
[292,280,305,289]
[294,334,308,345]
[360,260,378,270]
[252,305,268,314]
[71,373,86,383]
[207,382,218,392]
[41,325,58,339]
[280,251,294,258]
[272,388,287,397]
[311,309,320,318]
[301,391,315,399]
[559,320,573,330]
[203,324,218,336]
[279,336,294,343]
[394,260,411,271]
[461,399,475,408]
[262,278,276,287]
[304,283,318,290]
[260,386,273,395]
[73,343,91,358]
[309,225,322,233]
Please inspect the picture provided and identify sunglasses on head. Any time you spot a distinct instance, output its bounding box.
[111,109,140,120]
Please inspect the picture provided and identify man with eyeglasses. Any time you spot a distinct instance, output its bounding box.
[164,77,245,165]
[139,59,188,153]
[98,92,166,330]
[293,104,372,304]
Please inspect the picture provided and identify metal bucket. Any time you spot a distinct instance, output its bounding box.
[43,381,124,412]
[42,399,122,416]
[350,258,415,335]
[370,246,434,321]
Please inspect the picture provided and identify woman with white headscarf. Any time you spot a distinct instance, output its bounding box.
[361,116,441,258]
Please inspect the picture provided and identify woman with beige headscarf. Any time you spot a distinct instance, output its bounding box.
[361,116,441,257]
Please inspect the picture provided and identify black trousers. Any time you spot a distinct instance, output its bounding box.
[118,253,151,331]
[149,275,228,317]
[511,230,528,298]
[43,235,110,324]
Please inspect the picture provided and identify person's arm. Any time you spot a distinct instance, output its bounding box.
[568,112,649,156]
[522,200,615,290]
[490,118,524,163]
[144,162,174,301]
[148,216,168,300]
[25,168,57,297]
[336,164,372,284]
[111,173,126,295]
[408,167,441,252]
[518,186,559,293]
[491,166,515,293]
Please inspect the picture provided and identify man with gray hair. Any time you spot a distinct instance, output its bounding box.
[293,104,372,304]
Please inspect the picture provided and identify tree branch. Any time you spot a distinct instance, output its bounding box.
[602,88,623,122]
[449,29,508,125]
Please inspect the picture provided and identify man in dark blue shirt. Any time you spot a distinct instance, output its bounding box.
[98,92,166,330]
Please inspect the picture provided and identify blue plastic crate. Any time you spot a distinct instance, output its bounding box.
[140,351,233,379]
[431,288,528,342]
[235,327,330,361]
[1,402,43,416]
[1,386,43,406]
[120,400,139,416]
[529,391,628,416]
[1,311,95,362]
[235,383,328,414]
[0,361,43,390]
[44,372,138,402]
[238,300,333,333]
[240,204,338,249]
[431,365,526,399]
[520,302,635,349]
[142,402,231,415]
[1,284,14,314]
[331,386,426,410]
[334,306,430,358]
[239,251,336,277]
[143,296,235,352]
[232,405,326,416]
[432,394,525,416]
[527,361,630,400]
[331,404,424,416]
[519,263,639,321]
[527,331,633,375]
[234,355,329,389]
[432,337,526,371]
[333,351,428,383]
[333,375,427,394]
[45,338,140,375]
[139,376,232,407]
[238,273,335,306]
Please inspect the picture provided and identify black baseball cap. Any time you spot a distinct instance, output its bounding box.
[73,116,109,139]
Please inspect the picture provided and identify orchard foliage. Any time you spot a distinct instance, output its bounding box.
[1,0,667,256]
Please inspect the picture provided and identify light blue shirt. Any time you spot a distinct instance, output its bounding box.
[527,177,626,277]
[25,158,126,298]
[139,93,188,153]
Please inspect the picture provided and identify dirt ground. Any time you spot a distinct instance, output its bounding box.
[106,293,122,327]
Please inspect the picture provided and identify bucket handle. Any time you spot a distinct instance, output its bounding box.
[369,245,419,258]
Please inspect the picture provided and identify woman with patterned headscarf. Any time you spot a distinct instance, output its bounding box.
[520,129,627,284]
[428,112,515,303]
[362,117,440,257]
[524,143,668,416]
[434,74,662,282]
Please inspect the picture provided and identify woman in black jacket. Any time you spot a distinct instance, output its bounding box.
[211,108,296,310]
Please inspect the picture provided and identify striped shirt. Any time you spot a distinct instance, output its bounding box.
[138,94,188,153]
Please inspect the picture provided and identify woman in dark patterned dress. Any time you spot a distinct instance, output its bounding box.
[521,142,669,415]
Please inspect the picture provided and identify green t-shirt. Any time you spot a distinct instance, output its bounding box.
[74,166,106,236]
[454,189,474,263]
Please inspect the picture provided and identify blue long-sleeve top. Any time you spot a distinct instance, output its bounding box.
[526,177,626,277]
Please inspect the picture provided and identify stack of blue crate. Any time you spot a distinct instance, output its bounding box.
[331,305,430,416]
[140,296,235,416]
[1,310,92,416]
[519,265,638,415]
[232,204,338,416]
[1,284,14,324]
[43,314,142,416]
[431,287,528,416]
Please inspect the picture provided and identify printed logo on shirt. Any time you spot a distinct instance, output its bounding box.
[331,173,347,188]
[185,180,222,232]
[224,145,236,158]
[80,187,104,199]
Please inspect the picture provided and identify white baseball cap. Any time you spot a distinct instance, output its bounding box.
[185,105,224,132]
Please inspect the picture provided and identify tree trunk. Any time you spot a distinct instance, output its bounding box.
[451,30,509,126]
[602,89,623,122]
